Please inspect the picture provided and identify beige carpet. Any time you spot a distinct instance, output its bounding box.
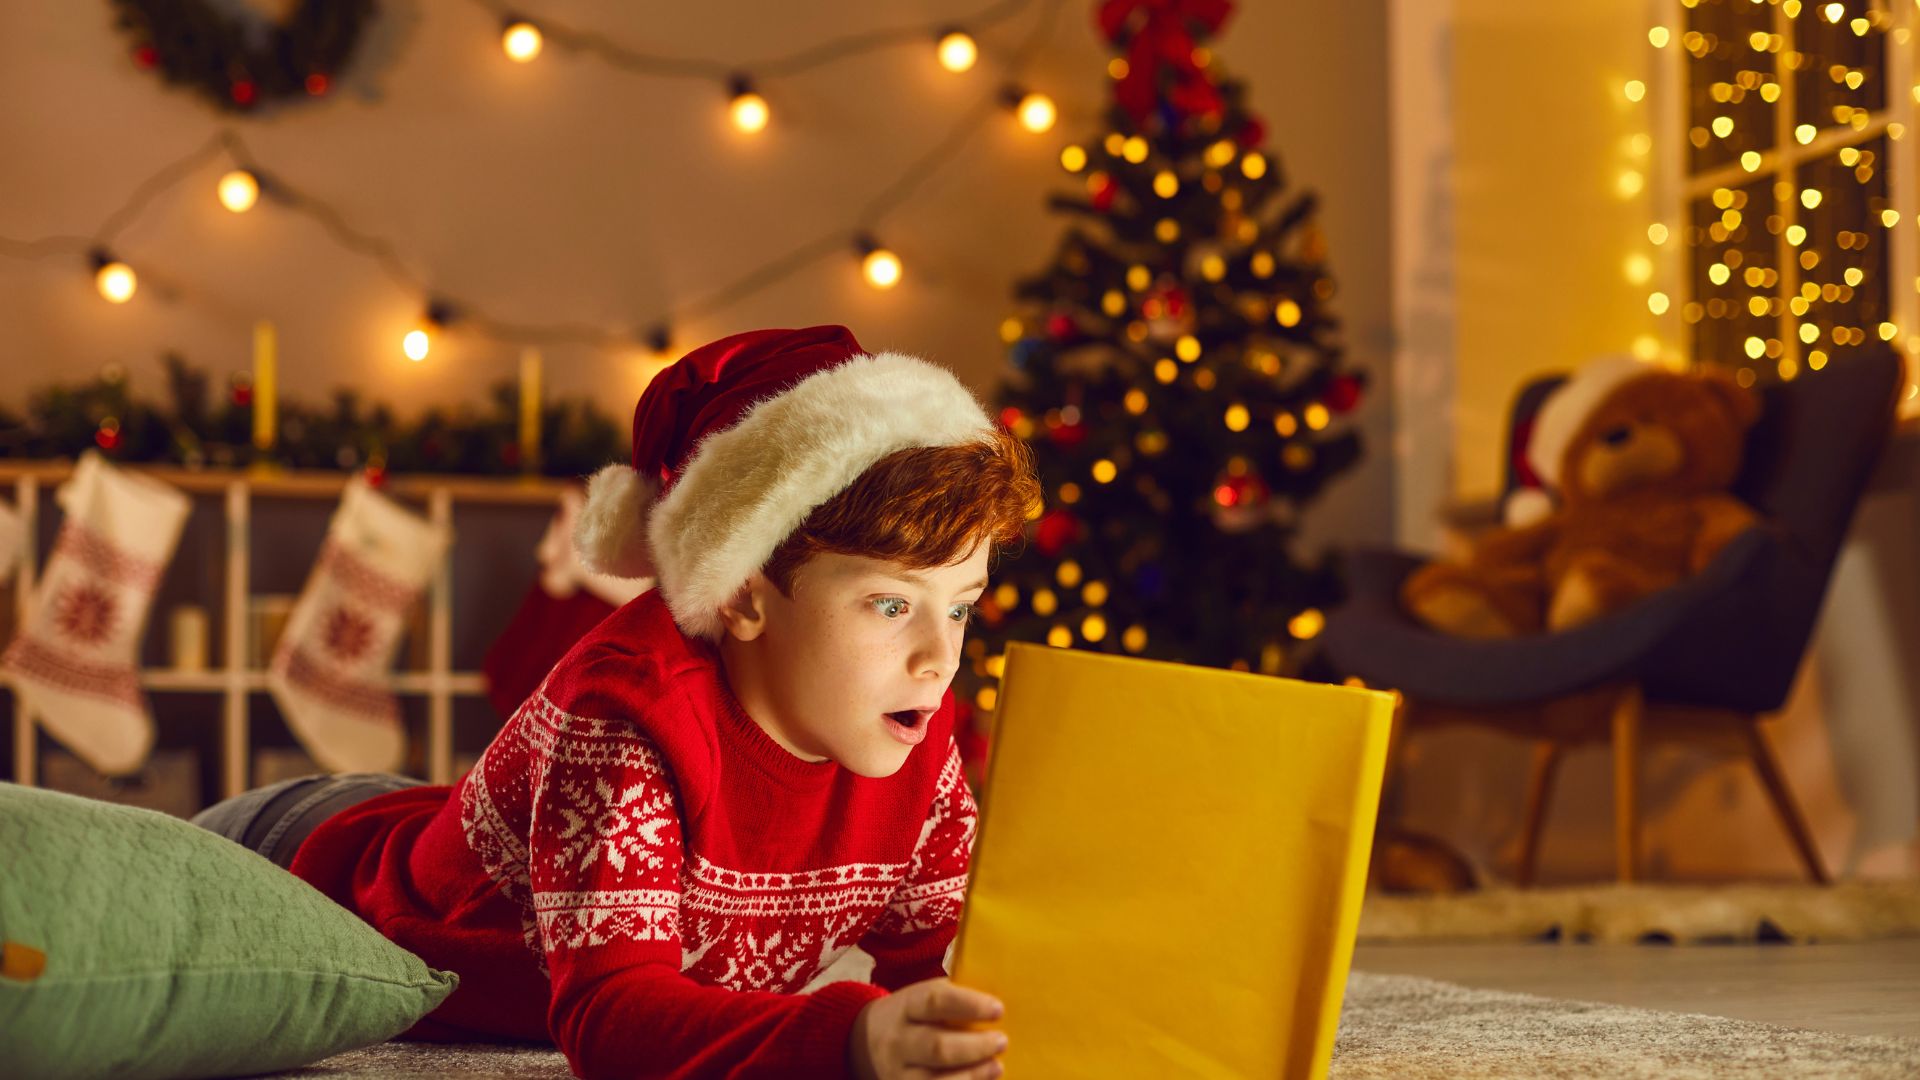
[274,971,1920,1078]
[1359,881,1920,945]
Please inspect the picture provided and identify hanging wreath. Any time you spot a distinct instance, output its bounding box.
[109,0,378,114]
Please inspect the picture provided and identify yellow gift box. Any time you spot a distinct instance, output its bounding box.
[952,643,1395,1078]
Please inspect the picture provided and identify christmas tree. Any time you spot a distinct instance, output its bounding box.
[963,0,1368,715]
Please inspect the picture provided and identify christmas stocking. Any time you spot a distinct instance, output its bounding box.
[482,487,648,719]
[1,451,190,776]
[267,476,450,773]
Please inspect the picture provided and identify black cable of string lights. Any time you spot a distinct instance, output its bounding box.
[2,0,1065,357]
[467,0,1036,81]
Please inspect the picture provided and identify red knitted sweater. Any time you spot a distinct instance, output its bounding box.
[290,589,976,1079]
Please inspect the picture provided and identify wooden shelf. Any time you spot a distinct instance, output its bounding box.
[0,461,575,505]
[139,669,490,695]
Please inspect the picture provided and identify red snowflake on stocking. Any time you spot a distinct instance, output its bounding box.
[322,605,377,662]
[53,582,118,645]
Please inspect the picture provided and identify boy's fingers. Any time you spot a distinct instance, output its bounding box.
[927,1061,1006,1080]
[906,1027,1008,1070]
[907,983,1004,1025]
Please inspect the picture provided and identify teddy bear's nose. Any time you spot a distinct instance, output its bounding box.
[1600,424,1633,447]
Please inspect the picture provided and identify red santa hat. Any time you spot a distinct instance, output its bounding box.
[1524,353,1657,489]
[574,325,993,641]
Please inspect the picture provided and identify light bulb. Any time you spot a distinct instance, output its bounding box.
[94,258,136,303]
[502,20,542,62]
[867,245,902,288]
[403,328,431,362]
[936,30,977,73]
[217,169,259,213]
[1016,92,1056,133]
[729,79,769,133]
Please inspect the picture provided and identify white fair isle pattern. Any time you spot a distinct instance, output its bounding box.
[546,774,677,877]
[679,852,908,992]
[536,888,680,951]
[457,687,977,995]
[870,747,976,938]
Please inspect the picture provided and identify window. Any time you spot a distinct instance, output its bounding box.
[1665,0,1911,389]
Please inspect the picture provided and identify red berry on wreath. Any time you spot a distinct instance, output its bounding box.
[306,72,330,96]
[133,44,159,69]
[1046,313,1077,342]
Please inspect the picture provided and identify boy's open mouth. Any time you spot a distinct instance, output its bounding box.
[883,708,935,745]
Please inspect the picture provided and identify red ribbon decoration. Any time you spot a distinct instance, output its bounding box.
[1097,0,1234,126]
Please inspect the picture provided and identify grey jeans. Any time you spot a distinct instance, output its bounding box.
[190,773,426,869]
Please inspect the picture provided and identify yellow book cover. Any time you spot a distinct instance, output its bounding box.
[951,642,1395,1079]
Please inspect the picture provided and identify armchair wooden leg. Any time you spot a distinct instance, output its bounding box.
[1611,685,1644,883]
[1516,740,1563,888]
[1744,719,1830,885]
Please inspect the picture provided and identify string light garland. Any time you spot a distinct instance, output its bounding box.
[1,0,1068,365]
[472,0,1038,129]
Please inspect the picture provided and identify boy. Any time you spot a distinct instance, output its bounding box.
[196,326,1039,1080]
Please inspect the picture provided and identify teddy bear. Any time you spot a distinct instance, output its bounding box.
[1402,357,1764,638]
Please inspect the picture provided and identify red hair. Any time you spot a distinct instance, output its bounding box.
[763,427,1040,595]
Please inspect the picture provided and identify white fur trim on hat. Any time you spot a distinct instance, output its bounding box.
[1502,486,1556,528]
[574,464,661,580]
[1526,354,1654,488]
[648,351,992,642]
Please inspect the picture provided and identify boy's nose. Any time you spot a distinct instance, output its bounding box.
[913,622,960,682]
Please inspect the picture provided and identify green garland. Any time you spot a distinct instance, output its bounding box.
[0,354,627,478]
[109,0,377,114]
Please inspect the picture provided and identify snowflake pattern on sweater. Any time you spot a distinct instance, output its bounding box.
[459,685,977,995]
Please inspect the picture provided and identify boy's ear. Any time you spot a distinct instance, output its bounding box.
[716,575,772,642]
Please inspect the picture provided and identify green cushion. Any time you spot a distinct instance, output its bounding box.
[0,783,457,1080]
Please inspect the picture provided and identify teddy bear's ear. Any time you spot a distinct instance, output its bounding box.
[1698,368,1763,430]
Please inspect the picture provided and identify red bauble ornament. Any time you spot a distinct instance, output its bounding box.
[1046,313,1077,342]
[1049,421,1089,450]
[232,384,253,408]
[1034,508,1082,557]
[1212,473,1268,509]
[231,79,257,107]
[1091,179,1117,213]
[305,72,331,96]
[95,425,121,452]
[998,406,1025,431]
[1237,115,1267,149]
[133,44,159,69]
[365,463,388,488]
[1324,373,1364,414]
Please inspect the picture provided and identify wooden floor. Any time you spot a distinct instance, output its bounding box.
[1353,938,1920,1039]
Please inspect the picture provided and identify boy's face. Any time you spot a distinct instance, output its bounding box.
[718,544,990,778]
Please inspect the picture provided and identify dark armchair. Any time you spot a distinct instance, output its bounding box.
[1323,348,1906,884]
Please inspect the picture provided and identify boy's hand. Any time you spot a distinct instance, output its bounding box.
[850,977,1007,1080]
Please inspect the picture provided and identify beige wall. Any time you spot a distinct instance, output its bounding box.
[1450,0,1660,501]
[0,0,1393,549]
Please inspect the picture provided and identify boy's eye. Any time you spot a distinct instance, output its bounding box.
[948,603,975,625]
[874,597,909,619]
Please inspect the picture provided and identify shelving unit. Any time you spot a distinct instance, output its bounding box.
[2,461,569,798]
